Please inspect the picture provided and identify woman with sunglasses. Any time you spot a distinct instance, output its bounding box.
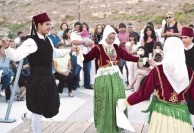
[161,11,182,41]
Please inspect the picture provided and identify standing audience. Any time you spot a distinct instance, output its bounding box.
[48,26,61,48]
[93,24,103,45]
[161,11,182,41]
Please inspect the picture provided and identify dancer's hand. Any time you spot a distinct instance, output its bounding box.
[71,47,80,52]
[117,99,128,111]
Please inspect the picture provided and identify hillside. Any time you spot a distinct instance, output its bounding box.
[0,0,194,38]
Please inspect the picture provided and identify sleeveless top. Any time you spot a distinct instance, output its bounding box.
[144,40,155,54]
[164,22,179,40]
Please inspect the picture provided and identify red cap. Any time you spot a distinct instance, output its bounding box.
[33,13,51,28]
[182,27,193,38]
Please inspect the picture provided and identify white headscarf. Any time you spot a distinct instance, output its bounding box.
[162,37,189,94]
[99,25,120,46]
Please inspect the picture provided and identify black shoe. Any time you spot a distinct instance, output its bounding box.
[84,85,93,89]
[72,87,77,90]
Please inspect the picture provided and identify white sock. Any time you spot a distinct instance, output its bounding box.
[192,115,194,127]
[31,113,42,133]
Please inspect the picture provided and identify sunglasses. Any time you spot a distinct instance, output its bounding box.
[166,16,172,19]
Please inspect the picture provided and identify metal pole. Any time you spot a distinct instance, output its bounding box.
[0,59,24,123]
[78,0,80,22]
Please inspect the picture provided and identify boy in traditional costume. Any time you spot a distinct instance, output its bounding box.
[2,13,77,133]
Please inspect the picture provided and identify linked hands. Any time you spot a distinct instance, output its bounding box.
[117,99,129,111]
[71,46,80,52]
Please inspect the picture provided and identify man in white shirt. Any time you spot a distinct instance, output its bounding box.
[70,22,93,90]
[14,31,24,46]
[1,13,77,133]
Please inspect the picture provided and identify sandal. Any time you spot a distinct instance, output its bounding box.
[17,96,21,101]
[21,113,31,122]
[20,97,24,101]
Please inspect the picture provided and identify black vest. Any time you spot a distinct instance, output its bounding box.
[185,45,194,70]
[28,35,53,68]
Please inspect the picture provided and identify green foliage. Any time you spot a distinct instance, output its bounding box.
[127,10,194,25]
[110,13,129,20]
[65,15,74,21]
[2,21,31,39]
[9,23,26,32]
[174,12,189,24]
[129,15,139,20]
[151,15,164,25]
[0,20,5,25]
[179,3,194,13]
[8,32,15,39]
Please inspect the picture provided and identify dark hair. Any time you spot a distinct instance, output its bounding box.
[110,25,119,33]
[189,24,194,28]
[94,24,104,34]
[147,21,154,29]
[129,32,137,44]
[63,29,70,40]
[21,35,31,42]
[137,46,150,67]
[17,31,23,36]
[143,25,156,42]
[56,42,65,48]
[81,22,89,32]
[153,42,163,50]
[60,22,68,30]
[138,46,148,57]
[118,23,126,28]
[127,22,132,26]
[74,22,81,27]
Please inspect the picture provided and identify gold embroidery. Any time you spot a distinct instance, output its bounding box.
[156,67,165,100]
[96,45,102,66]
[102,45,117,61]
[169,91,178,103]
[97,45,119,68]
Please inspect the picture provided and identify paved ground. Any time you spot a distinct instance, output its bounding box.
[0,86,150,133]
[1,82,194,133]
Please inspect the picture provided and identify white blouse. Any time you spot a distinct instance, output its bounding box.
[5,32,71,61]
